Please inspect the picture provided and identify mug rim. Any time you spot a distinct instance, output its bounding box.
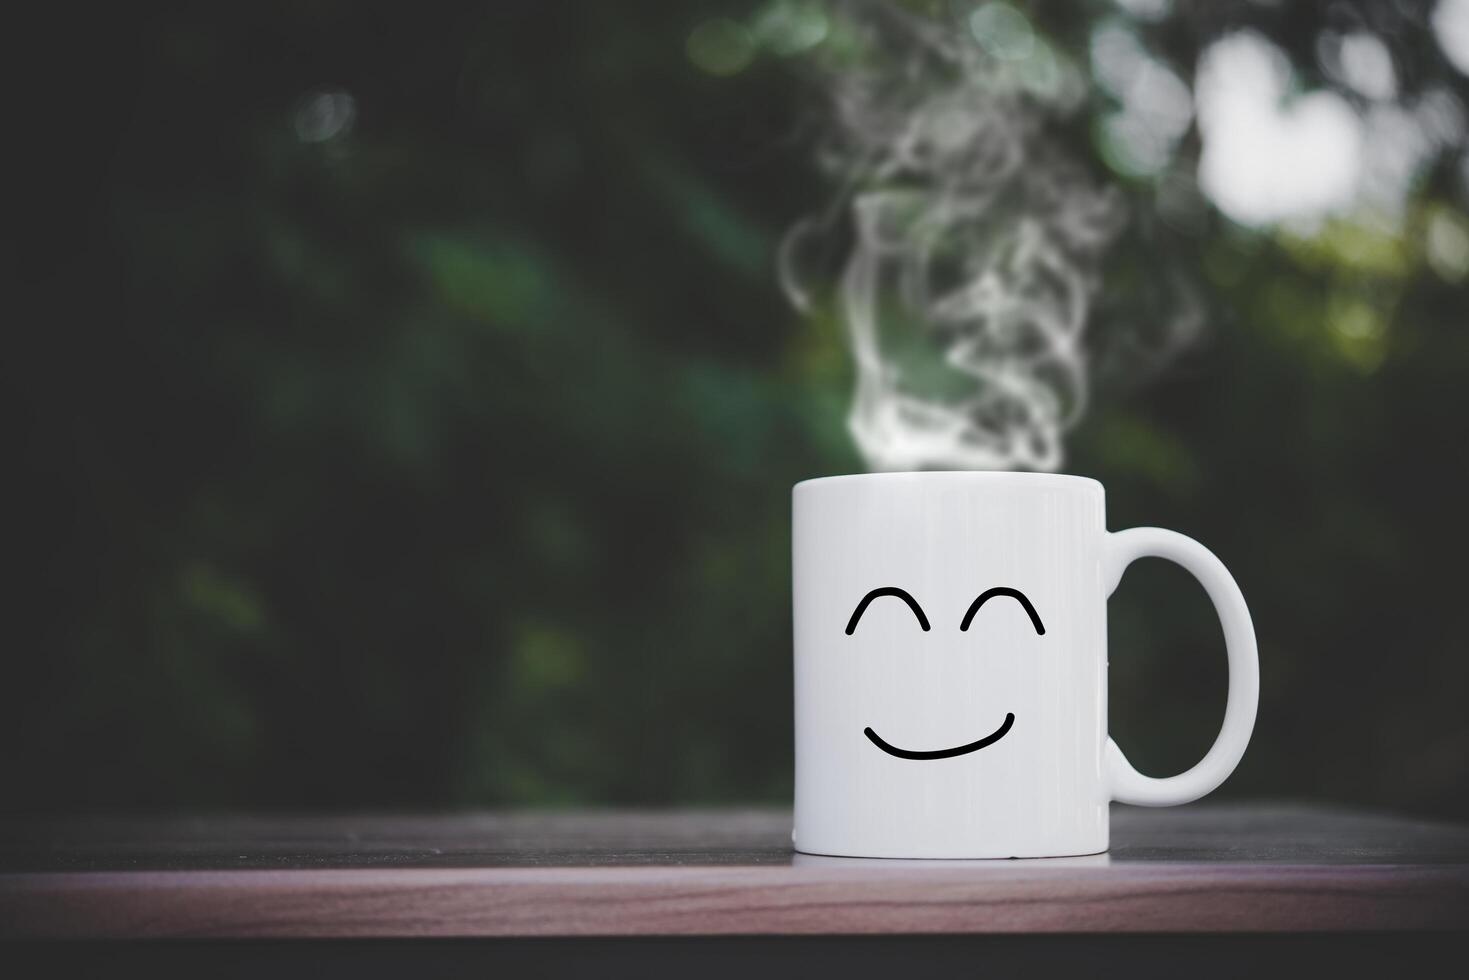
[794,471,1103,493]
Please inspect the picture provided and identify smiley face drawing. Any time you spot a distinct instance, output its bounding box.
[845,586,1045,760]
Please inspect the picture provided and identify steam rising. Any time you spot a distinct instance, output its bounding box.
[781,1,1127,471]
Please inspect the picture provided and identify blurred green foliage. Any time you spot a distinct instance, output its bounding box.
[8,1,1469,817]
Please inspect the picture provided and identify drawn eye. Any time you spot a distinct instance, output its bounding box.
[959,587,1045,635]
[845,587,931,635]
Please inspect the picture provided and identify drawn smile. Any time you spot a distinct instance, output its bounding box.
[863,713,1015,760]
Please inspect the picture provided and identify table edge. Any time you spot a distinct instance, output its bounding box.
[3,862,1466,939]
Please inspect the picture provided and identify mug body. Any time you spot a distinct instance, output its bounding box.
[792,471,1108,858]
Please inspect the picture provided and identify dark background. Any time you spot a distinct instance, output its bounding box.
[9,1,1469,817]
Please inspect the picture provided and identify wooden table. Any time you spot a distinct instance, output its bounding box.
[3,804,1466,974]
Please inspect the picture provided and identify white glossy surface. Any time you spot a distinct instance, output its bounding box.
[792,472,1257,858]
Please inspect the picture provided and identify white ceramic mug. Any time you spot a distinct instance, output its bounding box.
[792,472,1258,858]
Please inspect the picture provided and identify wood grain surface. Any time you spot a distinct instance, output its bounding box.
[3,804,1466,938]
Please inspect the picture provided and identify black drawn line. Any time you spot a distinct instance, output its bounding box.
[845,587,931,635]
[959,587,1045,635]
[864,713,1016,760]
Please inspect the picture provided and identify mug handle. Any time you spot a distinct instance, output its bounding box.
[1103,527,1259,806]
